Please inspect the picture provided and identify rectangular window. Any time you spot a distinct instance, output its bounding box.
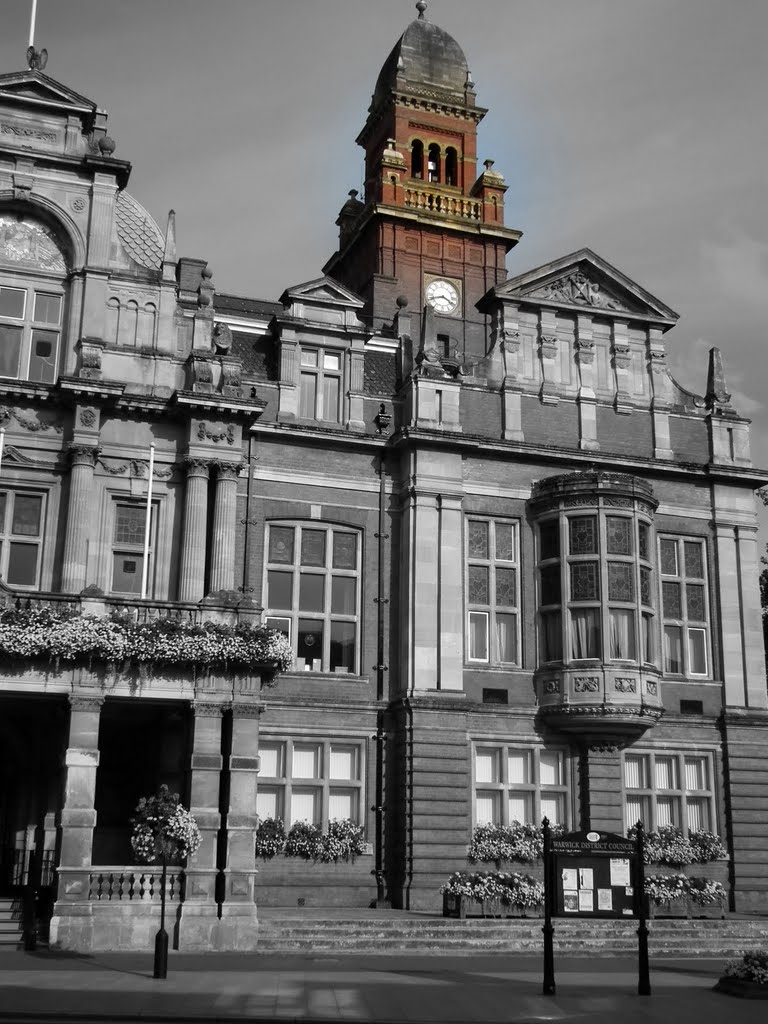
[0,490,44,588]
[466,518,520,665]
[659,536,710,677]
[0,283,62,383]
[255,738,365,830]
[298,346,343,422]
[473,744,570,827]
[622,750,716,833]
[264,522,360,674]
[111,502,156,596]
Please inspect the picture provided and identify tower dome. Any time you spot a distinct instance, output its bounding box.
[372,3,470,107]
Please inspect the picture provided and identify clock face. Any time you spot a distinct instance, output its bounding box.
[425,278,460,315]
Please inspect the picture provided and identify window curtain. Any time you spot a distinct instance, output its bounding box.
[541,611,562,661]
[571,609,600,658]
[663,626,682,673]
[609,609,636,659]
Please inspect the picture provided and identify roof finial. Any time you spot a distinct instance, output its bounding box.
[416,1,428,20]
[26,0,47,71]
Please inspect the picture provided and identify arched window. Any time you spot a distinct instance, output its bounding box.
[0,212,68,384]
[445,147,459,187]
[137,302,156,348]
[118,300,138,348]
[105,297,120,346]
[410,139,424,179]
[427,143,441,183]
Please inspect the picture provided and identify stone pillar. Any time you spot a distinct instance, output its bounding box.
[208,462,241,593]
[438,495,463,691]
[178,458,210,603]
[49,695,103,950]
[184,703,225,906]
[578,743,625,834]
[61,445,99,593]
[215,701,263,949]
[576,314,599,449]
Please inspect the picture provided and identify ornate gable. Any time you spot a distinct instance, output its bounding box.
[0,70,96,117]
[280,276,365,310]
[495,248,678,326]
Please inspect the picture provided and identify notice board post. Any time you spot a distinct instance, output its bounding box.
[542,820,651,997]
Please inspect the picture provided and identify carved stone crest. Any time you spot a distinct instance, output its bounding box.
[614,677,637,693]
[527,270,630,312]
[574,676,600,692]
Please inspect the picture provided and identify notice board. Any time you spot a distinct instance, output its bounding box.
[548,830,640,919]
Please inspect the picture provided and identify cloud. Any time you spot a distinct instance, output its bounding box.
[702,236,768,307]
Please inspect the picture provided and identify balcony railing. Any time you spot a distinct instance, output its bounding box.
[87,867,186,903]
[403,187,482,221]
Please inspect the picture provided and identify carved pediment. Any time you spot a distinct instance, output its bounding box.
[0,70,96,115]
[280,276,364,310]
[494,248,679,325]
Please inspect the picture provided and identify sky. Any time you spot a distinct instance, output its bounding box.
[2,0,767,492]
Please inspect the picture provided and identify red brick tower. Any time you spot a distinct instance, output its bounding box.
[324,2,522,361]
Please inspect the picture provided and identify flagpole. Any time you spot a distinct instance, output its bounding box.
[140,444,154,599]
[29,0,38,47]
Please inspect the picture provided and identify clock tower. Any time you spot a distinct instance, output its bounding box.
[324,2,522,362]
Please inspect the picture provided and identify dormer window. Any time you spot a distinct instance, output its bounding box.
[428,144,441,183]
[300,347,342,423]
[410,139,424,179]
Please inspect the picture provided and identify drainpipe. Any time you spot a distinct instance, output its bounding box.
[372,451,389,904]
[239,427,258,598]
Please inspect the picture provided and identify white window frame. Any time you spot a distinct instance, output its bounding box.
[110,500,157,597]
[658,535,710,678]
[264,521,361,674]
[0,488,46,589]
[466,517,520,666]
[472,743,571,828]
[0,279,64,385]
[298,345,343,423]
[256,737,366,829]
[622,749,717,834]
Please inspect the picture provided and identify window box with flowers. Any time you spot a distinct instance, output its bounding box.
[441,870,545,919]
[643,874,726,919]
[468,821,565,870]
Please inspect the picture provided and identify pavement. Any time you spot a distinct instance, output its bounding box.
[0,949,763,1024]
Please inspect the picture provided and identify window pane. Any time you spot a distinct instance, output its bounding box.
[608,563,634,602]
[663,625,682,673]
[571,608,600,658]
[292,744,320,778]
[328,789,356,822]
[686,584,706,622]
[569,516,597,554]
[330,621,355,673]
[609,609,636,660]
[468,565,489,605]
[495,522,515,561]
[496,613,517,663]
[299,573,325,611]
[300,349,318,367]
[476,749,499,784]
[297,619,323,670]
[540,793,565,826]
[570,562,599,601]
[684,757,708,791]
[509,793,533,824]
[662,581,681,618]
[686,797,710,833]
[655,756,677,790]
[114,505,146,545]
[0,493,6,530]
[256,787,282,821]
[475,792,499,825]
[11,494,42,536]
[330,746,357,780]
[0,287,25,318]
[323,375,340,422]
[301,529,326,567]
[267,570,293,610]
[625,795,651,831]
[624,754,647,789]
[299,373,316,417]
[540,566,561,605]
[332,532,357,569]
[468,611,488,660]
[638,521,650,561]
[688,628,707,674]
[28,329,58,383]
[0,324,22,378]
[541,610,562,661]
[331,576,356,614]
[266,616,290,641]
[606,516,632,555]
[660,539,678,575]
[656,796,680,828]
[467,520,489,559]
[323,352,341,371]
[111,552,144,594]
[640,567,652,607]
[290,789,319,826]
[495,567,517,607]
[268,526,295,564]
[7,542,38,586]
[684,541,704,579]
[259,743,284,778]
[540,750,563,786]
[642,613,655,664]
[33,292,62,325]
[539,520,560,560]
[507,751,530,785]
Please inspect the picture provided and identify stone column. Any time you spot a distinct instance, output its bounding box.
[208,462,241,593]
[49,695,103,950]
[438,495,463,691]
[61,445,99,593]
[215,701,263,949]
[184,703,225,907]
[178,458,210,603]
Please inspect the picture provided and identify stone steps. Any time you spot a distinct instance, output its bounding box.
[0,898,23,947]
[255,916,768,956]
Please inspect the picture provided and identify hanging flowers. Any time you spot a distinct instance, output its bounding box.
[130,785,201,865]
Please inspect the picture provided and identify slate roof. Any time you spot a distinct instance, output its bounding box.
[373,14,469,105]
[215,293,282,320]
[232,332,277,381]
[114,192,164,270]
[364,351,398,396]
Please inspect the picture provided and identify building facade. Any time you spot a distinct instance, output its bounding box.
[0,6,766,951]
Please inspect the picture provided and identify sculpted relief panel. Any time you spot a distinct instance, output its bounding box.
[0,214,67,272]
